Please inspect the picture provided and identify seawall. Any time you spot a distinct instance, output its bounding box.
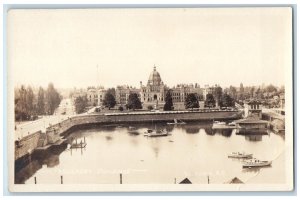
[15,110,241,161]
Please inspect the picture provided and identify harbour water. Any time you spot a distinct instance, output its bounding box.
[15,122,285,184]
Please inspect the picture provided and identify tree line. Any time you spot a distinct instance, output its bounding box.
[73,83,283,113]
[15,83,62,121]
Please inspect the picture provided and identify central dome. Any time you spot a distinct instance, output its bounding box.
[148,66,162,86]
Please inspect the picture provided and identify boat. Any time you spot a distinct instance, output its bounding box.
[228,122,236,126]
[167,119,186,125]
[242,159,272,168]
[228,152,253,159]
[128,126,137,130]
[128,126,139,135]
[212,121,235,129]
[214,121,226,125]
[144,127,169,137]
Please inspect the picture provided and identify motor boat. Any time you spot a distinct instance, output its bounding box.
[228,152,253,159]
[144,128,169,137]
[242,158,272,168]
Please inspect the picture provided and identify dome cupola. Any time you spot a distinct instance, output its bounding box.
[148,66,162,86]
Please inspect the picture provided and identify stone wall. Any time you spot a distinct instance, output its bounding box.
[54,110,240,131]
[15,131,41,160]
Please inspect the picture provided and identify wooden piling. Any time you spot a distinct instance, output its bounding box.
[120,173,122,184]
[207,176,210,184]
[34,176,37,184]
[61,175,63,184]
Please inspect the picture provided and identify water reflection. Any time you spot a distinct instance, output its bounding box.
[15,143,67,184]
[242,165,272,173]
[213,129,233,137]
[15,122,285,185]
[245,134,263,142]
[128,131,140,136]
[15,160,42,184]
[205,128,214,135]
[185,127,200,134]
[43,154,60,168]
[105,135,113,141]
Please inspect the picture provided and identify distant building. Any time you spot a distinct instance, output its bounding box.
[84,66,205,109]
[115,85,140,106]
[280,93,285,109]
[203,84,218,100]
[244,99,263,119]
[71,88,87,100]
[139,66,167,109]
[86,86,107,107]
[171,83,202,103]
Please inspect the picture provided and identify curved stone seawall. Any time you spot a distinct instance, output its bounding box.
[15,110,241,161]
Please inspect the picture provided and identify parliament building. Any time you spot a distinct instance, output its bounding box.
[86,66,215,110]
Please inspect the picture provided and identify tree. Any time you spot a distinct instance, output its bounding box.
[255,87,264,99]
[103,93,116,109]
[106,88,116,97]
[250,87,255,98]
[266,84,277,93]
[147,105,154,110]
[184,93,199,110]
[127,93,142,110]
[26,86,35,117]
[163,90,173,111]
[213,86,223,107]
[74,96,88,114]
[221,93,235,108]
[198,93,204,101]
[205,94,216,108]
[228,85,237,100]
[279,85,285,94]
[239,83,245,101]
[15,85,28,120]
[36,87,45,115]
[45,83,61,115]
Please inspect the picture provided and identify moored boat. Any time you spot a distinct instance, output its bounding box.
[228,152,253,159]
[167,119,186,125]
[144,128,169,137]
[242,159,272,168]
[212,121,235,129]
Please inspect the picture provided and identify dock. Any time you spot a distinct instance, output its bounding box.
[70,137,87,149]
[212,124,236,130]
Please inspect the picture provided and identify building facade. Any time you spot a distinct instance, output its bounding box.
[244,100,263,119]
[139,66,167,109]
[115,85,141,106]
[138,66,203,109]
[83,66,205,109]
[86,86,107,107]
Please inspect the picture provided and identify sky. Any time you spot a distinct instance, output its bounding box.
[8,8,292,89]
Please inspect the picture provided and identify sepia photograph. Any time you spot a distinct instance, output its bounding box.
[7,7,294,192]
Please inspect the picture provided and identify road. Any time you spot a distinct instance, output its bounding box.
[15,98,76,140]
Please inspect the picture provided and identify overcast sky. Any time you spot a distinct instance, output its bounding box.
[8,8,291,89]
